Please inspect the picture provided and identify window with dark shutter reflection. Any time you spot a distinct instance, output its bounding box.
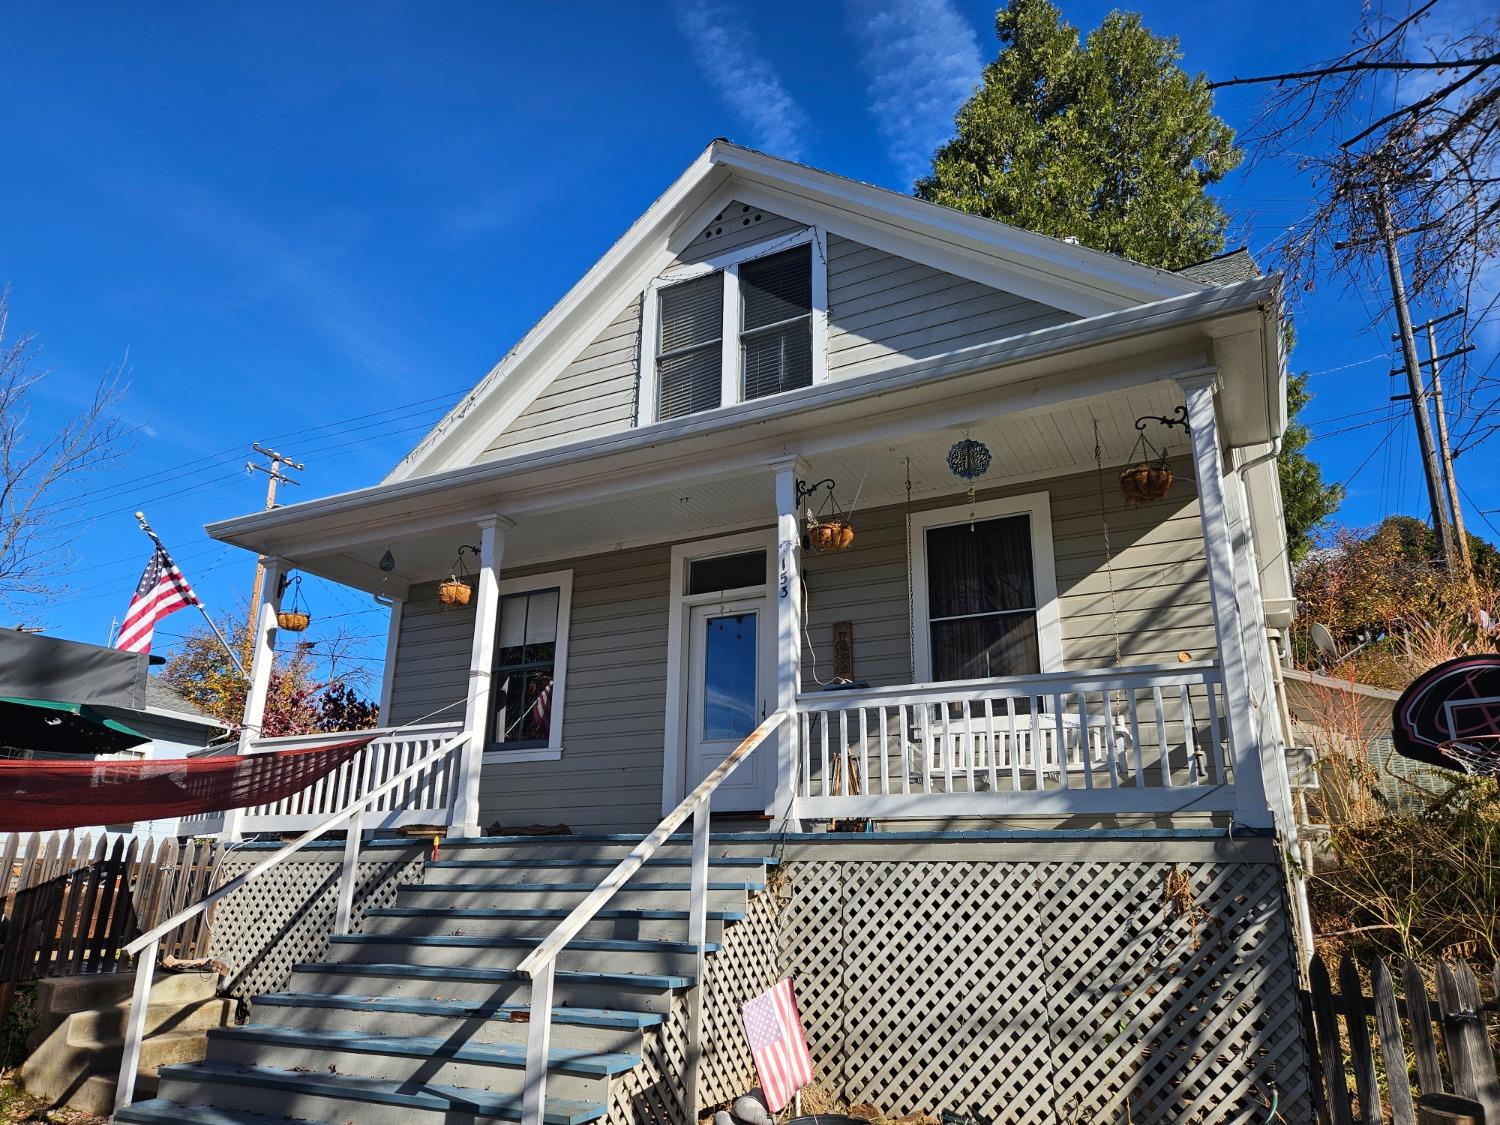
[925,515,1041,682]
[740,245,812,401]
[656,272,723,421]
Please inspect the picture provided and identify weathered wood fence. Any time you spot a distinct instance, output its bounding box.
[0,832,223,1021]
[1306,952,1500,1124]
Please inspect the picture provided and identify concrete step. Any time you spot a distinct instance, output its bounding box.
[287,961,688,1014]
[420,856,775,884]
[155,1060,606,1125]
[34,968,219,1016]
[397,880,759,913]
[328,933,715,977]
[360,905,741,943]
[21,1026,210,1116]
[117,1098,340,1125]
[252,991,660,1053]
[67,995,235,1042]
[207,1024,634,1103]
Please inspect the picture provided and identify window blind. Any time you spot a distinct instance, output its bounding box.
[740,245,812,402]
[657,272,723,420]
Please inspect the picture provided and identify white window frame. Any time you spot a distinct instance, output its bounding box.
[637,227,828,426]
[908,492,1064,683]
[484,568,574,765]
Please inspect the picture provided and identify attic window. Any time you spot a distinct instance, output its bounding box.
[643,230,826,425]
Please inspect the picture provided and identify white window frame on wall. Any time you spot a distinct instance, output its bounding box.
[484,568,574,765]
[908,492,1065,683]
[636,227,828,426]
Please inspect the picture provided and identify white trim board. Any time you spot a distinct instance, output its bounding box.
[908,492,1064,682]
[483,568,574,766]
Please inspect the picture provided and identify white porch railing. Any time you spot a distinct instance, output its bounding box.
[795,662,1235,818]
[179,722,465,835]
[514,710,789,1125]
[113,730,471,1114]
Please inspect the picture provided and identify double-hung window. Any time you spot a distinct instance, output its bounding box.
[647,236,822,423]
[488,570,573,761]
[910,494,1063,684]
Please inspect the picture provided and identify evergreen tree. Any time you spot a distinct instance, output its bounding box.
[916,0,1241,270]
[1280,371,1344,565]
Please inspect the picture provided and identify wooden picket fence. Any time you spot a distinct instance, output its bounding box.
[0,832,224,1022]
[1306,952,1500,1123]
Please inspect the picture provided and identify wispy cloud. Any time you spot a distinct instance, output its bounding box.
[846,0,984,183]
[674,0,810,160]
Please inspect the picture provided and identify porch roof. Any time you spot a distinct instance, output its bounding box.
[205,274,1281,595]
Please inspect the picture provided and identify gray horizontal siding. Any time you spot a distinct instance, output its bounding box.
[386,545,672,834]
[825,235,1075,380]
[802,469,1215,687]
[481,297,641,461]
[676,201,806,265]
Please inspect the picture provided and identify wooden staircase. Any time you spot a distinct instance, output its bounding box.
[114,835,777,1125]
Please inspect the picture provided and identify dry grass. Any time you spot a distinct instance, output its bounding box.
[0,1075,102,1125]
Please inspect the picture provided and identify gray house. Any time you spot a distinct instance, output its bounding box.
[139,145,1315,1125]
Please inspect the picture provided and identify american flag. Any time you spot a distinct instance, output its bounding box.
[115,546,199,655]
[741,978,813,1112]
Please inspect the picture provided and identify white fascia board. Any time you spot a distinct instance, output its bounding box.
[207,275,1274,553]
[712,143,1205,309]
[385,145,729,484]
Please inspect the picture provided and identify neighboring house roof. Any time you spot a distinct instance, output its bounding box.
[144,677,224,726]
[385,140,1215,485]
[1176,248,1259,286]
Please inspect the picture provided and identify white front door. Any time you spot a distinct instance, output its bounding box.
[686,598,772,812]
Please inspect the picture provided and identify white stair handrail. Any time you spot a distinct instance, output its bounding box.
[112,729,470,1115]
[515,709,789,1125]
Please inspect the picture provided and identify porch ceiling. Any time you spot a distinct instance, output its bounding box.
[277,379,1189,593]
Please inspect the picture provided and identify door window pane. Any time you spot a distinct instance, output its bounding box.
[688,550,767,595]
[702,612,757,741]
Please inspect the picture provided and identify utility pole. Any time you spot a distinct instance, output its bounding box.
[1369,179,1458,568]
[1395,308,1477,579]
[243,444,304,672]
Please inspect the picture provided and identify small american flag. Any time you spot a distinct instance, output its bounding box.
[115,546,199,655]
[741,978,813,1112]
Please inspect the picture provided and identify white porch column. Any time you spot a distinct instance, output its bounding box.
[377,599,404,719]
[1178,375,1274,830]
[770,456,804,827]
[223,555,285,842]
[453,517,506,838]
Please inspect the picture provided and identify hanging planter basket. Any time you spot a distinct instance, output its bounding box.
[277,575,311,631]
[1118,410,1187,507]
[799,477,859,554]
[1119,460,1174,506]
[438,544,479,607]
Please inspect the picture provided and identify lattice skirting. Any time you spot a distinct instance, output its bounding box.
[206,847,426,1004]
[777,857,1311,1125]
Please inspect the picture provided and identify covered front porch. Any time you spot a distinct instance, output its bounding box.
[204,343,1286,840]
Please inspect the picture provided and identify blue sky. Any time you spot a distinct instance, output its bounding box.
[2,0,1495,687]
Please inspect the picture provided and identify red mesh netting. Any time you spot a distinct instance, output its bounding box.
[0,736,376,832]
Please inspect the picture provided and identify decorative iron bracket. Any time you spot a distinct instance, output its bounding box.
[795,478,837,506]
[1135,406,1190,435]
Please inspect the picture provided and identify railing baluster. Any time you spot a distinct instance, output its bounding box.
[799,713,812,798]
[984,698,998,793]
[1152,685,1171,787]
[819,712,831,799]
[940,703,953,793]
[962,700,976,794]
[1052,693,1069,789]
[1104,691,1120,790]
[1076,690,1094,790]
[858,708,871,797]
[1206,678,1227,784]
[918,705,933,793]
[1030,696,1044,790]
[1006,695,1021,791]
[1180,684,1200,785]
[877,706,890,797]
[899,704,911,794]
[522,959,555,1125]
[1127,690,1145,787]
[837,710,849,796]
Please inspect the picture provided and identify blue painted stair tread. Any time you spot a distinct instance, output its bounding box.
[255,992,665,1029]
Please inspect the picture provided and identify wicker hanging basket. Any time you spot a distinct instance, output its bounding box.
[809,519,855,553]
[276,575,311,631]
[438,544,479,606]
[1119,461,1174,506]
[438,578,473,606]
